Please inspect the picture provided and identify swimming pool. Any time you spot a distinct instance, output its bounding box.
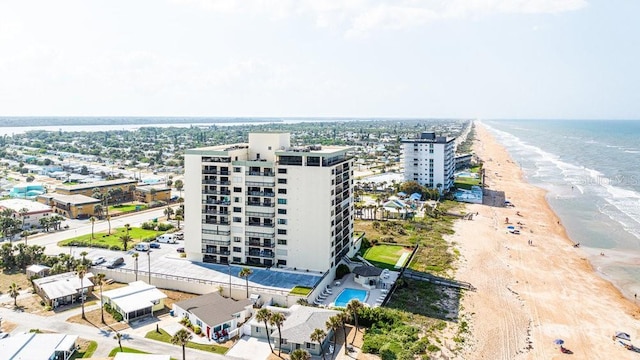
[334,288,368,307]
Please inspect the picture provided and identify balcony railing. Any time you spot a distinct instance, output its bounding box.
[245,211,275,218]
[203,180,231,185]
[246,222,275,228]
[245,231,275,238]
[246,181,275,187]
[203,249,231,255]
[204,210,229,215]
[245,241,276,248]
[203,199,231,205]
[203,190,231,196]
[248,250,275,258]
[202,170,230,175]
[202,239,231,246]
[246,201,274,207]
[247,191,275,197]
[246,171,275,177]
[204,220,230,225]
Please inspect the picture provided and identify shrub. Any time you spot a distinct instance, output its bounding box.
[109,245,121,251]
[335,264,350,280]
[44,305,52,311]
[426,344,440,353]
[194,326,201,335]
[156,223,174,231]
[104,303,123,322]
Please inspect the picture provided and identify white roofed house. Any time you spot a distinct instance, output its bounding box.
[101,281,167,323]
[33,271,94,308]
[0,198,52,229]
[250,305,339,356]
[0,333,78,360]
[172,292,253,341]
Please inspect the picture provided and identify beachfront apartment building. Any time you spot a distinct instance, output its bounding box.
[184,133,355,272]
[401,132,456,192]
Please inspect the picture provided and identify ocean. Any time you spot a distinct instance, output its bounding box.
[483,120,640,299]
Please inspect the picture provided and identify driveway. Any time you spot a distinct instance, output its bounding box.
[225,335,273,360]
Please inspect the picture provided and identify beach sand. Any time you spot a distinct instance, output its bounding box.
[451,123,640,359]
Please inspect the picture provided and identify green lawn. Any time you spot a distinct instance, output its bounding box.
[363,245,410,270]
[59,226,163,250]
[109,204,147,213]
[146,329,228,354]
[454,176,481,190]
[108,347,148,356]
[289,286,312,296]
[70,341,97,359]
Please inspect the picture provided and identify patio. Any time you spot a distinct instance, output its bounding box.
[312,270,399,308]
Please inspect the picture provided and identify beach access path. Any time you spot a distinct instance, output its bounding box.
[450,123,640,360]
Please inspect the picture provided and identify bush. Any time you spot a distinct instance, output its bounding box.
[109,245,121,251]
[194,326,201,335]
[104,303,123,322]
[335,264,350,280]
[156,222,174,231]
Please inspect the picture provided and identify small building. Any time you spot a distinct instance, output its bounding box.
[0,333,78,360]
[250,305,338,356]
[101,281,167,323]
[8,183,46,199]
[36,193,102,219]
[54,178,138,198]
[352,265,383,289]
[134,184,172,204]
[173,292,253,340]
[26,264,51,278]
[0,198,52,229]
[33,271,94,308]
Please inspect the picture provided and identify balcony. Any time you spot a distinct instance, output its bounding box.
[245,231,275,238]
[204,220,230,226]
[246,222,275,229]
[246,181,275,187]
[203,199,231,205]
[203,180,231,185]
[245,240,275,248]
[202,169,230,175]
[247,191,275,197]
[248,250,275,258]
[204,210,229,215]
[202,239,231,246]
[246,201,274,208]
[202,190,231,196]
[246,210,275,218]
[204,248,231,256]
[246,171,275,177]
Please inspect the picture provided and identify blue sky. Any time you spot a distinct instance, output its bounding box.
[0,0,638,119]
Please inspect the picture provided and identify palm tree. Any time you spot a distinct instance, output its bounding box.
[132,253,139,281]
[326,315,341,360]
[80,251,88,265]
[290,349,311,360]
[120,232,131,251]
[77,264,87,318]
[8,282,20,307]
[256,308,274,353]
[238,267,253,298]
[337,311,350,354]
[106,215,112,235]
[175,215,183,229]
[311,328,327,360]
[93,273,106,323]
[21,230,29,246]
[19,207,29,230]
[89,216,97,241]
[346,300,363,345]
[164,206,173,220]
[114,332,123,352]
[269,311,286,356]
[94,205,103,219]
[171,328,192,360]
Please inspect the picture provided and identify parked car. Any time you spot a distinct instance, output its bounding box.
[135,243,150,251]
[176,247,185,253]
[149,242,161,249]
[156,234,177,244]
[91,256,106,265]
[106,257,125,268]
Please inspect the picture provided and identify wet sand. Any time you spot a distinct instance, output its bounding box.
[451,123,640,359]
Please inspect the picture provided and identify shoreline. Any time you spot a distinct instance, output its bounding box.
[452,123,640,359]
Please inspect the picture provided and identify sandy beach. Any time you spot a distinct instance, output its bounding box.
[452,123,640,359]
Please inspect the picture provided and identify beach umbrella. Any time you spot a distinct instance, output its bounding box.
[554,339,564,345]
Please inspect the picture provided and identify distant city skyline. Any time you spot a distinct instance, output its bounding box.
[1,0,638,119]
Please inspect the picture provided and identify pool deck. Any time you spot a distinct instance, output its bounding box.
[313,271,400,308]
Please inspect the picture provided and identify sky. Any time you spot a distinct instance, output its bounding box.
[0,0,638,119]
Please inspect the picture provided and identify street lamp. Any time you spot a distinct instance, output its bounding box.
[147,251,152,284]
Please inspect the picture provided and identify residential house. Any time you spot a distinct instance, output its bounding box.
[33,271,94,308]
[101,281,167,323]
[0,333,78,360]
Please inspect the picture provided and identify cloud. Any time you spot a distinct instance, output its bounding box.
[174,0,588,36]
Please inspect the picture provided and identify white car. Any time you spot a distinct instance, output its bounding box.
[91,256,106,265]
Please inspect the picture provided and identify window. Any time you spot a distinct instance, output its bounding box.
[233,207,242,213]
[277,198,287,205]
[277,259,287,266]
[233,257,241,263]
[277,209,287,215]
[233,187,242,192]
[278,189,287,194]
[277,229,287,235]
[233,167,241,172]
[278,168,287,174]
[233,217,242,223]
[277,178,287,184]
[233,247,242,252]
[277,239,287,245]
[277,219,287,225]
[234,197,240,203]
[306,343,316,349]
[196,320,202,327]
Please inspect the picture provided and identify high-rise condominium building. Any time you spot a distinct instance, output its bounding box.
[401,132,456,192]
[184,133,355,273]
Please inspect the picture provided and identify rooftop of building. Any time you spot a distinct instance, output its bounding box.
[0,333,78,360]
[54,178,137,191]
[101,281,167,313]
[38,193,102,205]
[0,198,52,213]
[401,131,455,144]
[174,292,252,326]
[33,271,94,300]
[136,184,171,192]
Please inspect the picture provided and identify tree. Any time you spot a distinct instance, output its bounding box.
[106,215,112,235]
[120,232,131,251]
[290,349,311,360]
[311,328,327,360]
[326,315,341,360]
[164,206,174,220]
[94,273,106,323]
[19,207,29,230]
[94,204,103,219]
[8,282,20,307]
[21,230,29,246]
[171,328,193,360]
[114,332,123,352]
[175,215,183,229]
[346,300,363,345]
[238,267,253,298]
[89,216,97,239]
[132,253,139,281]
[337,311,350,354]
[174,179,184,193]
[149,188,157,203]
[256,308,274,353]
[269,312,286,357]
[80,251,88,265]
[77,264,87,318]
